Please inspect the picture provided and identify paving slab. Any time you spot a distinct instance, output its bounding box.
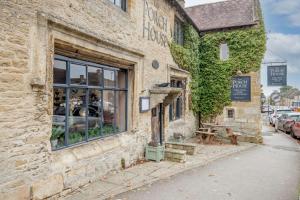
[64,140,256,200]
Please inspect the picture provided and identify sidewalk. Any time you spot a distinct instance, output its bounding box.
[63,141,256,200]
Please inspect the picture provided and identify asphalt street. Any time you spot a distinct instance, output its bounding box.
[115,125,300,200]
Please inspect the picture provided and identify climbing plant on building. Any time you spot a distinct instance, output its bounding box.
[170,23,266,121]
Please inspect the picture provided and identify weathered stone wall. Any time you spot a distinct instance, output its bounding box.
[0,0,197,199]
[216,71,262,143]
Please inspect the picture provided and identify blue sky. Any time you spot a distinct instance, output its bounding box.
[185,0,300,96]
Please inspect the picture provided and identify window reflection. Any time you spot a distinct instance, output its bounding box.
[68,88,86,144]
[104,70,115,88]
[116,91,126,132]
[88,89,101,139]
[103,90,115,135]
[53,60,66,84]
[117,70,126,89]
[52,88,66,149]
[52,56,128,149]
[70,63,87,85]
[88,66,102,86]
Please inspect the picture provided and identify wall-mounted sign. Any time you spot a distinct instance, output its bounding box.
[267,65,287,86]
[143,0,168,47]
[231,76,251,102]
[152,60,159,69]
[140,97,150,113]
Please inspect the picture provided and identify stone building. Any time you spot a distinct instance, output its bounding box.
[186,0,265,143]
[0,0,198,199]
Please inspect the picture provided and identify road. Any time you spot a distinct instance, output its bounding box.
[115,125,300,200]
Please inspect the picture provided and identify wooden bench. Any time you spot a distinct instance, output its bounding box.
[226,128,242,145]
[195,128,216,144]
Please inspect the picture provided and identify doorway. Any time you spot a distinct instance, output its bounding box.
[151,103,164,145]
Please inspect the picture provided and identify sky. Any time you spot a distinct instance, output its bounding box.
[185,0,300,96]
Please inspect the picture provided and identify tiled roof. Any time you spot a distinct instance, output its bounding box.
[185,0,259,32]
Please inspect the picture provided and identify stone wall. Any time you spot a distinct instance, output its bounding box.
[216,71,263,143]
[0,0,197,199]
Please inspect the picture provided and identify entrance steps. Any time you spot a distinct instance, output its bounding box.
[164,148,187,163]
[165,142,197,155]
[164,142,197,163]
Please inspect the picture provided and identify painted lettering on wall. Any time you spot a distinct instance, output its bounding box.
[143,0,168,47]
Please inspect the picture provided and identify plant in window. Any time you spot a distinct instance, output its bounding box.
[51,125,64,148]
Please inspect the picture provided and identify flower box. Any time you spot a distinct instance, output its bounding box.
[145,144,165,162]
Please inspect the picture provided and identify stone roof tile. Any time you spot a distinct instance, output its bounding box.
[185,0,259,32]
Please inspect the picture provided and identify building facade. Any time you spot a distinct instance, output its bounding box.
[0,0,198,199]
[186,0,265,143]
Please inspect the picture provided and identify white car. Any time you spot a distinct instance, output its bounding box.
[269,108,292,126]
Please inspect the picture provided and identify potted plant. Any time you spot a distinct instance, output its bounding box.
[145,135,164,162]
[51,126,64,148]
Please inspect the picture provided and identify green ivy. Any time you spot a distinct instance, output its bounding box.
[170,22,266,120]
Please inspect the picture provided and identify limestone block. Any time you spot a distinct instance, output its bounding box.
[32,174,64,200]
[72,143,103,160]
[0,185,30,200]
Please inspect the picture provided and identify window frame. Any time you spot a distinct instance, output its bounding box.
[169,78,185,122]
[109,0,127,11]
[227,109,235,119]
[220,43,229,61]
[174,17,184,45]
[52,55,128,150]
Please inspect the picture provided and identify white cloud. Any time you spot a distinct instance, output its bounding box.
[185,0,227,7]
[262,33,300,96]
[264,33,300,74]
[263,0,300,27]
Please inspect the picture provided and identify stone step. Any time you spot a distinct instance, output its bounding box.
[164,148,187,163]
[165,142,197,155]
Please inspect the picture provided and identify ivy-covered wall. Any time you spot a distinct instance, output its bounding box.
[170,22,266,121]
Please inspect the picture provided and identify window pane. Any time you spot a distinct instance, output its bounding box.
[88,89,101,139]
[116,91,126,132]
[104,70,115,88]
[69,88,86,145]
[220,43,229,60]
[169,103,173,121]
[88,66,102,86]
[176,97,182,119]
[52,88,66,149]
[103,90,115,135]
[70,63,87,85]
[115,0,121,6]
[117,70,126,89]
[53,60,67,84]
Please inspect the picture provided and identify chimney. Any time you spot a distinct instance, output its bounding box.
[177,0,185,8]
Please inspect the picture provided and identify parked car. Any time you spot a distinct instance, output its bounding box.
[291,117,300,139]
[261,105,273,113]
[275,112,300,133]
[269,108,292,126]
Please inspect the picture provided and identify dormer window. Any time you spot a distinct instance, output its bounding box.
[220,43,229,61]
[109,0,127,11]
[174,17,184,45]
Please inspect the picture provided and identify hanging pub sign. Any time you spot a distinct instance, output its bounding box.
[231,76,251,102]
[267,65,287,86]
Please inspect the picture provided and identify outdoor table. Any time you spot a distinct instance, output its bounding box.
[202,123,241,145]
[195,127,217,144]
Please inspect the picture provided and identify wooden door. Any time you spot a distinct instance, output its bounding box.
[151,104,163,145]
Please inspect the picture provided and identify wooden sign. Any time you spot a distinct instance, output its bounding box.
[231,76,251,102]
